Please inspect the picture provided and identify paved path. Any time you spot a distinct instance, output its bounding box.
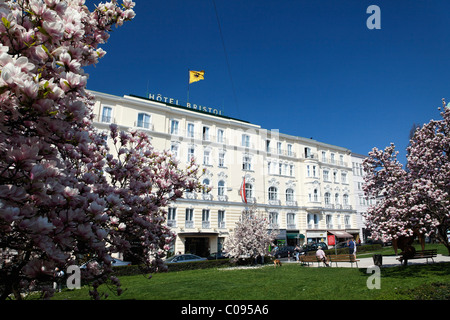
[281,254,450,268]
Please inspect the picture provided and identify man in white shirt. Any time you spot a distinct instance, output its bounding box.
[316,246,330,267]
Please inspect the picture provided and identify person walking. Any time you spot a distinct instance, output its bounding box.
[348,238,357,257]
[294,245,301,262]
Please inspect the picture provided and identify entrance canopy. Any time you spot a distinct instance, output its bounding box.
[328,230,353,239]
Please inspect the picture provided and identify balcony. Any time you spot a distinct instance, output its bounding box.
[167,220,177,227]
[202,221,211,229]
[185,220,194,229]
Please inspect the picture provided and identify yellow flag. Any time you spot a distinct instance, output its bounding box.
[189,70,205,84]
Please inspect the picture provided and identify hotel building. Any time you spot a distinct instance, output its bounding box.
[91,91,360,257]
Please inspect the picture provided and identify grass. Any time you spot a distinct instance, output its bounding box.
[356,242,449,258]
[51,261,450,300]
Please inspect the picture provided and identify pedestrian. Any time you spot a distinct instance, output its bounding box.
[348,238,357,257]
[294,245,301,262]
[316,246,330,267]
[53,267,64,292]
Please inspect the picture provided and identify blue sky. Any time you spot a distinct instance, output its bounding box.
[84,0,450,165]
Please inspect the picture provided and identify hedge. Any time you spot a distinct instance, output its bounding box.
[111,256,273,277]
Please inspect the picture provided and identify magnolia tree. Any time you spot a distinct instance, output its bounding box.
[0,0,202,300]
[223,205,278,262]
[363,102,450,254]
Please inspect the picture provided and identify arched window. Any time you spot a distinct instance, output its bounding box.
[203,178,210,194]
[324,192,331,204]
[268,186,278,200]
[286,188,294,202]
[313,189,318,202]
[245,183,252,199]
[218,180,225,196]
[343,194,349,205]
[335,193,340,204]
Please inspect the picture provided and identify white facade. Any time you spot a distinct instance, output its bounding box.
[351,153,371,243]
[91,91,359,256]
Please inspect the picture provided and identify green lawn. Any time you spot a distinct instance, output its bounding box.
[52,261,450,300]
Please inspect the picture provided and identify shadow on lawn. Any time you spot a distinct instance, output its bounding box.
[358,262,450,279]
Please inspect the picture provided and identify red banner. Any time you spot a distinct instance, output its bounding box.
[327,235,336,246]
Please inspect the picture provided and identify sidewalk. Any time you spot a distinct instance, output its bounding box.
[281,254,450,268]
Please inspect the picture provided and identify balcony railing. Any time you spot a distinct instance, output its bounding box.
[185,220,194,229]
[167,220,176,227]
[202,221,210,229]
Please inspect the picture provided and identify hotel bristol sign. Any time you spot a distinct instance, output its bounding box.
[148,93,223,116]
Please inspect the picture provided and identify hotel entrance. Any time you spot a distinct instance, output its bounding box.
[184,237,210,258]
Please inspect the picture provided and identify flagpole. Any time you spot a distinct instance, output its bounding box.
[187,69,190,105]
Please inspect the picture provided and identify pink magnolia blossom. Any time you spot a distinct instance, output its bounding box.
[363,104,450,254]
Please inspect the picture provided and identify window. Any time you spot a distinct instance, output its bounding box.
[168,208,176,227]
[242,134,250,147]
[279,163,283,175]
[333,171,338,183]
[326,215,332,227]
[168,208,176,220]
[269,212,278,227]
[341,172,347,184]
[305,147,312,158]
[137,113,151,129]
[187,123,195,138]
[345,215,350,227]
[202,209,210,228]
[101,106,112,123]
[170,120,179,135]
[187,146,195,162]
[322,151,326,162]
[343,194,349,205]
[330,153,335,164]
[324,192,331,205]
[242,155,252,171]
[335,193,340,204]
[323,170,329,181]
[268,187,278,200]
[218,151,225,167]
[203,150,210,166]
[266,140,271,153]
[202,126,210,140]
[218,210,225,228]
[286,188,294,202]
[313,189,318,202]
[287,144,293,156]
[185,208,194,228]
[287,213,296,228]
[245,183,253,199]
[185,208,194,220]
[218,180,225,196]
[277,142,282,154]
[202,209,210,222]
[170,144,179,158]
[202,179,210,194]
[217,129,224,143]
